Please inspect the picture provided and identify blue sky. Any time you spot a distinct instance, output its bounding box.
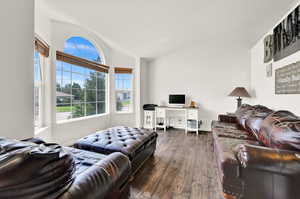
[64,36,102,63]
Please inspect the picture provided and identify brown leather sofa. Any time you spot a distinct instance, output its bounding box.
[0,138,131,199]
[212,104,300,199]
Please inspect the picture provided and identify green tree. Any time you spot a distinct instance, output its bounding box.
[72,71,106,117]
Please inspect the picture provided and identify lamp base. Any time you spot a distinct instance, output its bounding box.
[237,97,242,109]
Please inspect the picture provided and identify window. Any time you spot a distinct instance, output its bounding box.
[115,68,133,113]
[56,37,108,121]
[64,36,103,64]
[34,51,42,128]
[34,37,49,130]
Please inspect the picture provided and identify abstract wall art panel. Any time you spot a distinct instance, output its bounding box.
[273,6,300,61]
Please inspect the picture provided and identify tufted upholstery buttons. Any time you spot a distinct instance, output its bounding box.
[74,126,158,159]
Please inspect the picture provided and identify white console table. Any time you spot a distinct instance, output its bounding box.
[154,106,200,134]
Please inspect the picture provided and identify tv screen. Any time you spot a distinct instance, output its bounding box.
[169,95,185,104]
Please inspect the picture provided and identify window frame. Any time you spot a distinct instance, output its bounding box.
[34,36,49,132]
[114,68,134,114]
[34,51,46,130]
[56,48,109,122]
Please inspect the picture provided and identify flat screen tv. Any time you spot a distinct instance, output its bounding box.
[169,94,186,106]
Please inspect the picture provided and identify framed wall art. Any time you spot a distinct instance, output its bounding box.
[273,6,300,62]
[275,61,300,94]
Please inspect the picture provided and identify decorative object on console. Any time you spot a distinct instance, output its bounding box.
[228,87,251,108]
[275,61,300,94]
[190,101,197,108]
[273,5,300,62]
[264,34,273,63]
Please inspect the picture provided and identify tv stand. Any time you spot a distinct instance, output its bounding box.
[154,106,200,134]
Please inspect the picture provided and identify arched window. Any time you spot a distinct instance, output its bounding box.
[56,36,107,121]
[64,36,103,64]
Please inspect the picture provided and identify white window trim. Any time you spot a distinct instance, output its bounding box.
[34,53,47,133]
[57,112,109,125]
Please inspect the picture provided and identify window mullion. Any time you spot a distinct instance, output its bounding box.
[70,64,73,119]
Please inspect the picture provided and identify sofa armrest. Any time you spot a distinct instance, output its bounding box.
[58,152,131,199]
[236,144,300,175]
[218,114,237,123]
[21,137,46,144]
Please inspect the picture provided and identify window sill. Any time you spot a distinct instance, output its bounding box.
[35,126,49,136]
[115,111,134,115]
[56,113,109,125]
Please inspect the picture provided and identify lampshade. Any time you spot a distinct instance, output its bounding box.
[228,87,251,98]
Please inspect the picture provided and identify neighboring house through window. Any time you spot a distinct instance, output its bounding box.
[56,37,108,121]
[115,67,133,113]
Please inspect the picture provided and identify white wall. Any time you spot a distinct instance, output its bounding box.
[34,10,138,145]
[109,47,137,128]
[251,0,300,115]
[34,1,53,141]
[147,42,251,131]
[0,0,34,139]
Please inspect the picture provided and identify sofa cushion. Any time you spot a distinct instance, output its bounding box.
[59,148,131,199]
[212,121,256,141]
[211,120,240,131]
[235,104,254,129]
[245,111,273,139]
[235,104,273,138]
[258,110,300,150]
[0,138,75,199]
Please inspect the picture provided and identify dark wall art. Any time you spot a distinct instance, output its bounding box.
[264,35,273,63]
[273,6,300,61]
[275,62,300,94]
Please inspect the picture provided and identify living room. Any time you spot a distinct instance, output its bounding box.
[1,0,300,198]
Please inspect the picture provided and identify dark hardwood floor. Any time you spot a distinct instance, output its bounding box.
[130,130,221,199]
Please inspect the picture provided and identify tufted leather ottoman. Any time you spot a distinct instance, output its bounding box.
[74,126,158,175]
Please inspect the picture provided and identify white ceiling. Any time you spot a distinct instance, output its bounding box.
[41,0,295,58]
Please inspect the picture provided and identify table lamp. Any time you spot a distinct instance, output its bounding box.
[228,87,251,108]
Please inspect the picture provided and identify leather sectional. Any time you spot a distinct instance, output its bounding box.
[0,138,131,199]
[0,126,157,199]
[212,104,300,199]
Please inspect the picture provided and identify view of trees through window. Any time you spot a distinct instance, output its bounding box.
[56,37,106,121]
[115,73,133,112]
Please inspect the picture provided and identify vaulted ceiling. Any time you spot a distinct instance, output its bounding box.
[41,0,295,58]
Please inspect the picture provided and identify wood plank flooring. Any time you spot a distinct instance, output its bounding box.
[130,130,221,199]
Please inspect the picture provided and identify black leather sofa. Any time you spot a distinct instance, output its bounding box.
[0,138,131,199]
